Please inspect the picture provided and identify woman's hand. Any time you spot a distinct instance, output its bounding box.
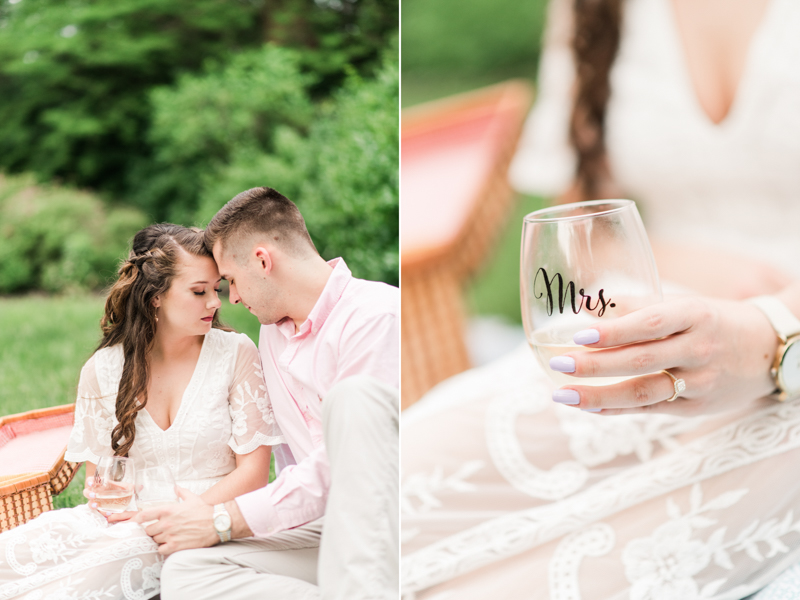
[82,461,134,521]
[83,464,104,515]
[82,485,101,513]
[549,296,780,416]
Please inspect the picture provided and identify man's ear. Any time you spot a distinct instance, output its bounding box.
[253,246,273,275]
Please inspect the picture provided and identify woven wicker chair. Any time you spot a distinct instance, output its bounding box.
[401,80,533,410]
[0,404,81,532]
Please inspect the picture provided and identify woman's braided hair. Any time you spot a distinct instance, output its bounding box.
[97,223,228,457]
[569,0,624,200]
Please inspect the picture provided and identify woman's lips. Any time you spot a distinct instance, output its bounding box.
[201,316,213,322]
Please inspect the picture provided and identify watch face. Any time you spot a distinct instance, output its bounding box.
[214,513,232,533]
[779,340,800,394]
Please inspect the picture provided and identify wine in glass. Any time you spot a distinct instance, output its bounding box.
[93,456,136,513]
[521,200,662,387]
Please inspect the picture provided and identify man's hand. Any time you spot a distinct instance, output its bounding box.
[135,486,217,556]
[549,296,779,416]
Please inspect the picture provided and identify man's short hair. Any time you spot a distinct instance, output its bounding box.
[204,187,317,257]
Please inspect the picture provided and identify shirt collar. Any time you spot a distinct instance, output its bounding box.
[277,258,351,339]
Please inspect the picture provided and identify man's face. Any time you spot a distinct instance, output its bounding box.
[212,240,285,325]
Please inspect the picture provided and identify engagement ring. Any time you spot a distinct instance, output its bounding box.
[661,369,686,402]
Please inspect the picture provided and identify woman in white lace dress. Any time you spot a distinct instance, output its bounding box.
[0,224,283,599]
[401,0,800,598]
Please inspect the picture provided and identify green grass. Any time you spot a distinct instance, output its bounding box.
[0,295,107,416]
[1,293,269,509]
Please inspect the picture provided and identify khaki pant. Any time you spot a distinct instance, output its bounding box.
[160,375,399,600]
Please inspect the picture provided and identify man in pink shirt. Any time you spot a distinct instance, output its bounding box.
[141,187,399,599]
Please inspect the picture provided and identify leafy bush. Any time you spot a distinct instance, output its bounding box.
[262,0,398,95]
[0,174,147,293]
[142,45,314,223]
[0,0,265,206]
[0,0,397,221]
[196,46,399,286]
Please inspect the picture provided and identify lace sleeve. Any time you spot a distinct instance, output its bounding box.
[64,354,115,464]
[508,0,578,197]
[227,334,285,454]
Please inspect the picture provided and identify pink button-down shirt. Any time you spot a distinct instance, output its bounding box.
[235,258,399,537]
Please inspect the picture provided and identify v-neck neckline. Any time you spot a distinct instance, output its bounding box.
[141,330,212,434]
[663,0,776,130]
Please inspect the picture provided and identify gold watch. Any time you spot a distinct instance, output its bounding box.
[748,295,800,401]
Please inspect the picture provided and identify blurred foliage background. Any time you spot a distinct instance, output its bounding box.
[0,0,399,293]
[402,0,549,325]
[401,0,547,107]
[0,0,397,507]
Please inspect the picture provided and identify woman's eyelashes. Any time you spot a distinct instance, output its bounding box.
[193,288,222,296]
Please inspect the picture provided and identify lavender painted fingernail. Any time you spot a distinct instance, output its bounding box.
[553,389,580,405]
[88,492,95,499]
[549,356,576,373]
[573,329,600,345]
[581,408,602,412]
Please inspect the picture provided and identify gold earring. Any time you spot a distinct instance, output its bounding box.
[155,308,159,323]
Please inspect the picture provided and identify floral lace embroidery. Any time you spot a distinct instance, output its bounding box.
[402,461,485,515]
[556,408,702,467]
[400,462,484,545]
[120,558,162,600]
[402,399,800,594]
[549,523,615,600]
[487,391,588,500]
[623,484,800,600]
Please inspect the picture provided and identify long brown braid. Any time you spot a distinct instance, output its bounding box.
[569,0,624,200]
[97,224,228,457]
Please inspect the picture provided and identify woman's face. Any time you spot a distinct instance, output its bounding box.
[155,252,222,337]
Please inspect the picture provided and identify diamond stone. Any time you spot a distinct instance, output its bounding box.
[675,379,686,393]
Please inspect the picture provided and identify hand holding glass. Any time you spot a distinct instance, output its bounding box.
[521,200,663,388]
[92,456,136,513]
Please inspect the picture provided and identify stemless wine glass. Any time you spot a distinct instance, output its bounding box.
[521,199,663,387]
[135,466,178,510]
[93,456,136,513]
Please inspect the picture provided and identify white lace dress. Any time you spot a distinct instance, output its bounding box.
[401,0,800,598]
[0,327,284,599]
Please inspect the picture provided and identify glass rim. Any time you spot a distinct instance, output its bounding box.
[523,199,635,224]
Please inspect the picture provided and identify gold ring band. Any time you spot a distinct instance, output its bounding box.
[661,369,686,402]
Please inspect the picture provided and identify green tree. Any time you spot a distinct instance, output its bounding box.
[0,0,265,209]
[260,0,398,95]
[197,45,399,285]
[142,45,314,223]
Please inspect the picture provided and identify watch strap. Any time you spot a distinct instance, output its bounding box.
[747,296,800,343]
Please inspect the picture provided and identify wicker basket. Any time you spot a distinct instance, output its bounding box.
[0,404,80,532]
[401,80,533,409]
